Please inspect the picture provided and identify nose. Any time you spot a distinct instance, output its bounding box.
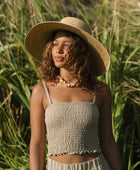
[56,45,63,53]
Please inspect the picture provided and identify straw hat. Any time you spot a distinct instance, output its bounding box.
[24,17,110,76]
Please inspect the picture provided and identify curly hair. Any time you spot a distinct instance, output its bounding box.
[39,30,97,90]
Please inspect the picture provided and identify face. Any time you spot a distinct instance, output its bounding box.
[51,31,74,68]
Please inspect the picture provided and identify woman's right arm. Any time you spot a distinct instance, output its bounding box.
[29,83,46,170]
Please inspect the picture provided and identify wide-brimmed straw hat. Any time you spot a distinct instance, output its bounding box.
[24,17,110,76]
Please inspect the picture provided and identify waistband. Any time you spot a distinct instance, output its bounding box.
[46,154,108,170]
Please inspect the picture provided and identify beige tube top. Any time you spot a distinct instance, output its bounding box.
[43,81,101,156]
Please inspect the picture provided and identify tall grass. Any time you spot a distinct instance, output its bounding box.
[0,0,140,169]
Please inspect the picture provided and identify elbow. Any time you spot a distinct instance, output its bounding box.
[30,139,46,152]
[30,143,46,151]
[30,143,42,150]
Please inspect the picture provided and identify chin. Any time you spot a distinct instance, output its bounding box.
[54,62,66,68]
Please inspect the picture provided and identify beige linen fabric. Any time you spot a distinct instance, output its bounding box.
[46,154,110,170]
[43,81,101,156]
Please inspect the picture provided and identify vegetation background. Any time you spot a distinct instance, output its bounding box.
[0,0,140,169]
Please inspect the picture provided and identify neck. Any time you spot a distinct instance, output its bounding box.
[60,68,75,83]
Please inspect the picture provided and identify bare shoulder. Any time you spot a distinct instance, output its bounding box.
[31,81,50,109]
[31,81,48,106]
[95,80,112,107]
[32,81,45,97]
[96,81,111,95]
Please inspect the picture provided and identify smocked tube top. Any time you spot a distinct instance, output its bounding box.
[45,102,101,156]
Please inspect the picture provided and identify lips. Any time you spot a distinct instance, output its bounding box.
[55,56,64,61]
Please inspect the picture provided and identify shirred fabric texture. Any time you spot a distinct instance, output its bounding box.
[43,80,101,156]
[45,102,101,156]
[43,80,110,169]
[46,154,111,170]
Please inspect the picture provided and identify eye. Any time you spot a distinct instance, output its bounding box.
[63,43,71,47]
[52,42,58,46]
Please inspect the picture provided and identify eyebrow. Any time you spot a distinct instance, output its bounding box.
[53,40,73,43]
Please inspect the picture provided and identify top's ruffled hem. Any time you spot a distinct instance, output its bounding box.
[47,149,101,156]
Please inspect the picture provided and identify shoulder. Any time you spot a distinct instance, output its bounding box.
[95,80,112,107]
[31,81,46,102]
[32,81,44,95]
[31,81,51,109]
[96,81,111,95]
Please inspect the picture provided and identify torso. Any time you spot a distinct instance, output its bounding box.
[43,83,103,109]
[50,153,100,164]
[42,81,104,163]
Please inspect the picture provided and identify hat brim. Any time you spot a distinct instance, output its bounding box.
[24,21,110,76]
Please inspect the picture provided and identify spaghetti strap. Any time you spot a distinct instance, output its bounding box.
[93,88,97,104]
[42,80,52,105]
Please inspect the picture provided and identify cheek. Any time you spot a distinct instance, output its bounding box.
[65,48,71,57]
[51,48,55,56]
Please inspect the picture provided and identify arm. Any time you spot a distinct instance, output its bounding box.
[30,83,46,170]
[98,83,123,170]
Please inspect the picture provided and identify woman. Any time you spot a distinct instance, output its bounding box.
[25,17,123,170]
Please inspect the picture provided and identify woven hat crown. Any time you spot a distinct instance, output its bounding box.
[60,17,92,35]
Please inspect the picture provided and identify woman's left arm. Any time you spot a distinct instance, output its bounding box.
[98,83,123,170]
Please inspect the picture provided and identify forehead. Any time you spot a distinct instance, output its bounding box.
[53,31,74,41]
